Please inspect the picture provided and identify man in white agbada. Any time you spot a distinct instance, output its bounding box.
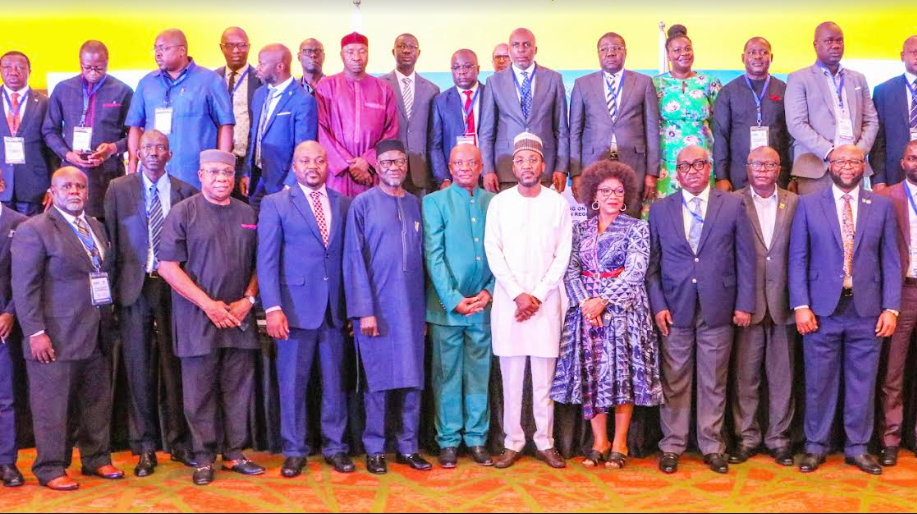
[484,131,573,469]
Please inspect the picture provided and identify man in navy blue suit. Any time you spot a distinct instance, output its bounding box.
[245,43,318,214]
[647,145,756,476]
[789,144,901,475]
[429,49,485,189]
[871,35,917,189]
[257,140,354,477]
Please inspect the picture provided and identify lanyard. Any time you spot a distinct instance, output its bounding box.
[80,76,107,128]
[743,74,771,127]
[603,70,626,103]
[2,88,25,131]
[682,194,705,224]
[817,62,846,111]
[511,65,537,98]
[229,67,249,98]
[460,85,481,131]
[907,183,917,226]
[159,61,194,105]
[65,216,101,270]
[906,75,917,107]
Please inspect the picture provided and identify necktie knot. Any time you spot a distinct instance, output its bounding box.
[402,77,411,86]
[843,194,852,204]
[11,92,19,105]
[464,90,473,100]
[310,190,322,201]
[692,197,702,210]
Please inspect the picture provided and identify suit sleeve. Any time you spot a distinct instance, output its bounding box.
[870,85,888,185]
[41,86,70,160]
[568,82,585,178]
[734,200,757,313]
[553,75,570,174]
[881,201,903,311]
[644,78,662,178]
[422,196,463,312]
[712,85,732,181]
[11,223,47,338]
[857,75,880,157]
[532,201,573,302]
[645,205,668,315]
[788,198,811,309]
[207,75,236,128]
[479,77,498,176]
[785,73,834,162]
[103,184,120,297]
[428,97,449,185]
[256,195,284,311]
[342,200,374,319]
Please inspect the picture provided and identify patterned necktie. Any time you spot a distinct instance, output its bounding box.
[255,87,277,167]
[688,197,703,254]
[310,190,330,247]
[842,194,855,279]
[520,71,533,119]
[463,90,476,136]
[75,217,101,269]
[7,92,20,135]
[227,70,237,95]
[402,77,414,120]
[148,183,164,269]
[910,79,917,130]
[606,75,618,122]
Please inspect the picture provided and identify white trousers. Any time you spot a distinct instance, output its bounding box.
[499,356,557,452]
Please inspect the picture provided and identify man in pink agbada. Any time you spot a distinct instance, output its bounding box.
[315,33,400,197]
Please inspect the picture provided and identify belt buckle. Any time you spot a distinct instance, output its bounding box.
[842,288,853,298]
[608,146,619,161]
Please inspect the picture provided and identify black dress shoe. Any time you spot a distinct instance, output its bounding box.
[845,454,883,475]
[799,453,825,473]
[704,453,729,474]
[396,453,433,471]
[439,447,458,469]
[659,452,679,474]
[771,447,794,467]
[366,454,387,474]
[281,457,306,478]
[222,457,265,476]
[879,446,899,467]
[0,464,24,487]
[171,448,198,468]
[324,453,355,473]
[134,452,157,478]
[468,446,493,466]
[728,446,756,464]
[193,465,214,486]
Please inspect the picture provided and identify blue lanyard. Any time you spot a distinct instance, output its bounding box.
[511,65,537,97]
[743,74,771,127]
[79,76,107,127]
[460,85,481,132]
[159,61,194,105]
[906,76,917,107]
[604,70,626,103]
[2,89,25,131]
[682,194,704,224]
[65,216,101,270]
[817,62,846,110]
[907,183,917,225]
[229,67,249,99]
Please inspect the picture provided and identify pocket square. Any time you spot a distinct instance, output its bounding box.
[241,223,257,230]
[103,102,122,108]
[276,112,291,116]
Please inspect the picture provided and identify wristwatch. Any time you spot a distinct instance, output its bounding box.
[246,295,256,305]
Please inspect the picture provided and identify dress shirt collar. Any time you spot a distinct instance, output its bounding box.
[816,60,844,77]
[141,171,170,193]
[55,206,90,227]
[905,70,917,87]
[512,62,536,77]
[395,70,416,84]
[681,185,710,207]
[3,85,29,97]
[270,76,294,95]
[457,82,479,96]
[603,69,624,83]
[224,65,249,79]
[299,182,329,199]
[832,184,860,204]
[905,179,917,201]
[750,187,778,202]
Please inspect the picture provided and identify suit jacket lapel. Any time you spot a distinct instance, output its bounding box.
[853,188,873,254]
[132,174,148,223]
[742,189,767,248]
[262,82,297,134]
[666,193,692,253]
[15,91,39,134]
[289,185,324,245]
[892,183,910,248]
[820,187,844,252]
[447,88,463,129]
[696,190,723,254]
[326,189,342,248]
[529,65,547,121]
[388,73,409,123]
[50,208,94,271]
[502,70,526,122]
[614,70,636,124]
[813,65,838,120]
[896,75,910,129]
[772,188,790,249]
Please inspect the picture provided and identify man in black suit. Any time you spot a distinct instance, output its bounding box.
[0,201,27,487]
[871,35,917,190]
[12,167,123,490]
[104,129,198,477]
[1,51,55,216]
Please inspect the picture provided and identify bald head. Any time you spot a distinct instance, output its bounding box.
[748,146,780,163]
[746,146,781,196]
[509,28,537,69]
[220,26,251,72]
[492,43,510,72]
[50,167,89,215]
[157,29,187,48]
[154,29,188,72]
[256,43,292,86]
[298,38,325,77]
[449,144,483,190]
[828,144,865,190]
[451,49,479,89]
[814,22,844,68]
[902,35,917,75]
[292,141,328,189]
[221,26,248,43]
[675,145,711,195]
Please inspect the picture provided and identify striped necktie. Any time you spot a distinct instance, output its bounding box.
[688,197,703,254]
[910,79,917,130]
[148,183,164,270]
[520,71,533,119]
[74,217,101,269]
[606,74,618,122]
[402,77,414,120]
[6,92,20,135]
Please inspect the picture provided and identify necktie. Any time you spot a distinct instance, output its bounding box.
[910,79,917,130]
[75,217,101,269]
[255,87,276,167]
[606,75,618,122]
[227,70,237,95]
[688,197,703,254]
[148,183,164,270]
[402,77,414,120]
[463,90,476,136]
[7,92,20,135]
[310,190,330,247]
[520,71,533,119]
[842,194,855,279]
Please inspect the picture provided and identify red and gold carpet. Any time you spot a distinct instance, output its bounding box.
[2,448,916,512]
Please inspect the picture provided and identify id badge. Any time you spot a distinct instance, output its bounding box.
[456,135,477,147]
[3,137,25,165]
[836,116,855,143]
[154,107,173,135]
[910,128,917,142]
[72,127,93,153]
[89,271,113,306]
[750,126,770,150]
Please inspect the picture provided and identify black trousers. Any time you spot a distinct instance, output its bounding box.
[119,275,189,454]
[26,351,112,484]
[181,348,255,466]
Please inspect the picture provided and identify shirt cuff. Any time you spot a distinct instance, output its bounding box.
[793,305,810,311]
[31,330,45,338]
[885,309,900,316]
[264,306,282,314]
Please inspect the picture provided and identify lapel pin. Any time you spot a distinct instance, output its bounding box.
[863,198,871,204]
[779,202,786,209]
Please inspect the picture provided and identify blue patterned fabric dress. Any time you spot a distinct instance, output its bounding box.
[551,215,664,419]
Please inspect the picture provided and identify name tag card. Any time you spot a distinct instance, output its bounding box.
[72,127,93,153]
[3,137,25,164]
[910,128,917,142]
[456,135,476,147]
[89,271,113,306]
[836,116,855,144]
[750,126,770,150]
[154,107,173,135]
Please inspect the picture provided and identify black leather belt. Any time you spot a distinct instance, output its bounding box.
[148,270,162,279]
[842,288,854,298]
[905,277,917,287]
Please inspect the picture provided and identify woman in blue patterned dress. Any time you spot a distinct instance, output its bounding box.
[551,160,664,469]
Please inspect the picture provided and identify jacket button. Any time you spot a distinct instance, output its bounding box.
[766,256,771,261]
[324,276,329,281]
[471,218,477,222]
[692,278,697,284]
[694,258,699,263]
[476,256,482,261]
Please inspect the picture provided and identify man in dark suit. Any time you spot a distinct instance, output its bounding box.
[297,38,325,95]
[381,34,440,197]
[870,35,917,190]
[1,51,54,216]
[728,146,798,467]
[789,144,900,475]
[104,129,198,477]
[569,32,660,216]
[257,140,354,477]
[647,145,755,475]
[429,49,485,189]
[216,26,262,198]
[42,40,133,221]
[12,167,123,490]
[0,201,27,487]
[874,140,917,467]
[714,37,791,191]
[246,44,317,214]
[479,28,569,193]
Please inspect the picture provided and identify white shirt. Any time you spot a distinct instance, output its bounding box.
[681,186,710,243]
[2,85,29,124]
[265,76,294,122]
[751,188,779,249]
[511,63,537,102]
[141,172,171,272]
[819,64,853,146]
[905,180,917,278]
[55,206,104,263]
[395,70,416,111]
[602,69,625,113]
[226,66,251,158]
[456,82,481,135]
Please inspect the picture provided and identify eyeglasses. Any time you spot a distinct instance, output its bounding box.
[396,43,419,52]
[450,159,478,168]
[747,161,780,171]
[379,158,407,168]
[597,187,626,198]
[201,168,235,178]
[153,45,183,54]
[599,46,626,54]
[0,64,28,72]
[300,48,324,56]
[675,159,709,173]
[513,157,541,166]
[81,65,106,73]
[829,159,865,169]
[451,64,477,73]
[220,43,250,51]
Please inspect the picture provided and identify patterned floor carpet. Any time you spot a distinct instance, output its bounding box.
[2,448,917,512]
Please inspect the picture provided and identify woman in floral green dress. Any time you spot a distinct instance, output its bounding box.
[652,25,722,199]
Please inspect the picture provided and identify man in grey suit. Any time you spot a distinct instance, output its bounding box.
[381,34,440,197]
[479,28,569,193]
[728,146,798,467]
[785,22,878,195]
[569,32,660,216]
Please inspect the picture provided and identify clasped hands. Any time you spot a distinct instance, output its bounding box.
[455,290,492,316]
[795,307,896,338]
[347,157,374,186]
[203,297,253,330]
[654,309,751,337]
[513,293,541,322]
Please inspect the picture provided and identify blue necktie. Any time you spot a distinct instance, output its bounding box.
[688,197,703,254]
[520,71,532,119]
[910,79,917,130]
[606,75,618,122]
[148,183,164,270]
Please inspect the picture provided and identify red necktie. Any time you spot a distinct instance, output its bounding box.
[310,191,330,247]
[463,90,476,140]
[7,92,20,135]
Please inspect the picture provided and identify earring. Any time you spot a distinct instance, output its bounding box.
[621,204,628,213]
[591,201,600,211]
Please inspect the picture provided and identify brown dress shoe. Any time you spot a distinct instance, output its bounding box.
[535,448,566,469]
[45,475,79,491]
[494,449,521,469]
[82,464,124,480]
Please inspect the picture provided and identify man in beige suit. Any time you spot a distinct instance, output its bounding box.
[729,146,799,467]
